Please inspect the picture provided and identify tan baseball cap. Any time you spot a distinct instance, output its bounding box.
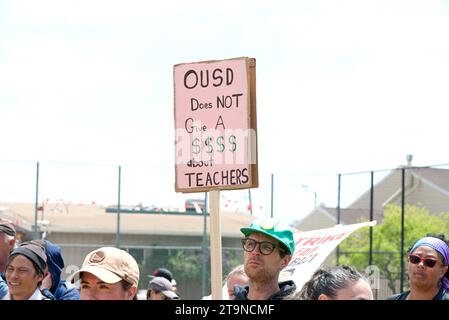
[68,247,139,286]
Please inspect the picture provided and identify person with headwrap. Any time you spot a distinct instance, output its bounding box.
[1,241,51,300]
[38,240,80,300]
[388,236,449,300]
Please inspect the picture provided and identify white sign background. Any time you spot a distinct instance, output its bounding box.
[280,221,377,291]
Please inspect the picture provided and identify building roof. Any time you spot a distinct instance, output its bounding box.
[292,205,382,229]
[294,166,449,231]
[411,167,449,197]
[348,166,449,209]
[320,206,383,225]
[0,202,256,238]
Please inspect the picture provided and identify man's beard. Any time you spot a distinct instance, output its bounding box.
[245,258,273,282]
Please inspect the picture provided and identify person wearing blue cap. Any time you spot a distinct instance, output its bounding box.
[388,235,449,300]
[234,218,296,300]
[150,267,177,292]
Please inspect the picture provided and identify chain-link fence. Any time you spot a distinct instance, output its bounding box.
[1,159,449,299]
[336,163,449,299]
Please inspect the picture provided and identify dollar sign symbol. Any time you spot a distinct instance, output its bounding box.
[228,135,237,152]
[192,138,200,154]
[205,137,213,153]
[216,136,225,152]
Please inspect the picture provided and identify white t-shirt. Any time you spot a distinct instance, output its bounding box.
[2,288,46,300]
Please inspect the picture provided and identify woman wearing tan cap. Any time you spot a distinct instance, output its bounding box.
[68,247,140,300]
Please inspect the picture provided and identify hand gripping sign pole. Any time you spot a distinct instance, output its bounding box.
[174,57,258,300]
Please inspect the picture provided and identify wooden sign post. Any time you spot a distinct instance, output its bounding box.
[174,57,257,299]
[209,190,222,299]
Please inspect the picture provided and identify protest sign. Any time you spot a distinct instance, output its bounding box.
[174,57,257,193]
[173,57,258,299]
[280,221,377,291]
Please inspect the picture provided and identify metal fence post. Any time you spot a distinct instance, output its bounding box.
[34,161,40,240]
[270,173,274,218]
[115,165,121,248]
[400,167,405,292]
[369,171,374,266]
[336,173,341,266]
[248,189,253,216]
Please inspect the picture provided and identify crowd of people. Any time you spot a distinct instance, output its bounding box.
[0,218,447,300]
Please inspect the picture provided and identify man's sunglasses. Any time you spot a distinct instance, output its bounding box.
[408,254,441,268]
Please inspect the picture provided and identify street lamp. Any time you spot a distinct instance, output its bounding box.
[301,185,317,208]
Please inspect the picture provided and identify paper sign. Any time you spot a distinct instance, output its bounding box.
[174,57,258,192]
[280,221,377,291]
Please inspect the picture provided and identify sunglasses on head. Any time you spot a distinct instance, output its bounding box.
[408,254,440,268]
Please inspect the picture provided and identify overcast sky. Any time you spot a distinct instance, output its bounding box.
[1,0,449,225]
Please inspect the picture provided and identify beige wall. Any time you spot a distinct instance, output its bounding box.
[48,231,243,266]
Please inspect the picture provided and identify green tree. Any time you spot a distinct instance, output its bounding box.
[339,204,449,293]
[167,249,203,284]
[166,248,243,291]
[136,248,171,289]
[443,212,449,231]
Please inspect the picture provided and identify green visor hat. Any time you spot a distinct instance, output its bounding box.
[240,218,295,255]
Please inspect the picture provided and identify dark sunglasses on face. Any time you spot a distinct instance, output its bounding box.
[408,254,440,268]
[241,238,283,255]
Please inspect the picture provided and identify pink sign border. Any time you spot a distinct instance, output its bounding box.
[173,57,258,193]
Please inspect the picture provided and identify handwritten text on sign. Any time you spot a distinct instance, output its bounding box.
[174,58,257,192]
[280,221,377,292]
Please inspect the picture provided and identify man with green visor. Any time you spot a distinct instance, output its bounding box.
[234,218,296,300]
